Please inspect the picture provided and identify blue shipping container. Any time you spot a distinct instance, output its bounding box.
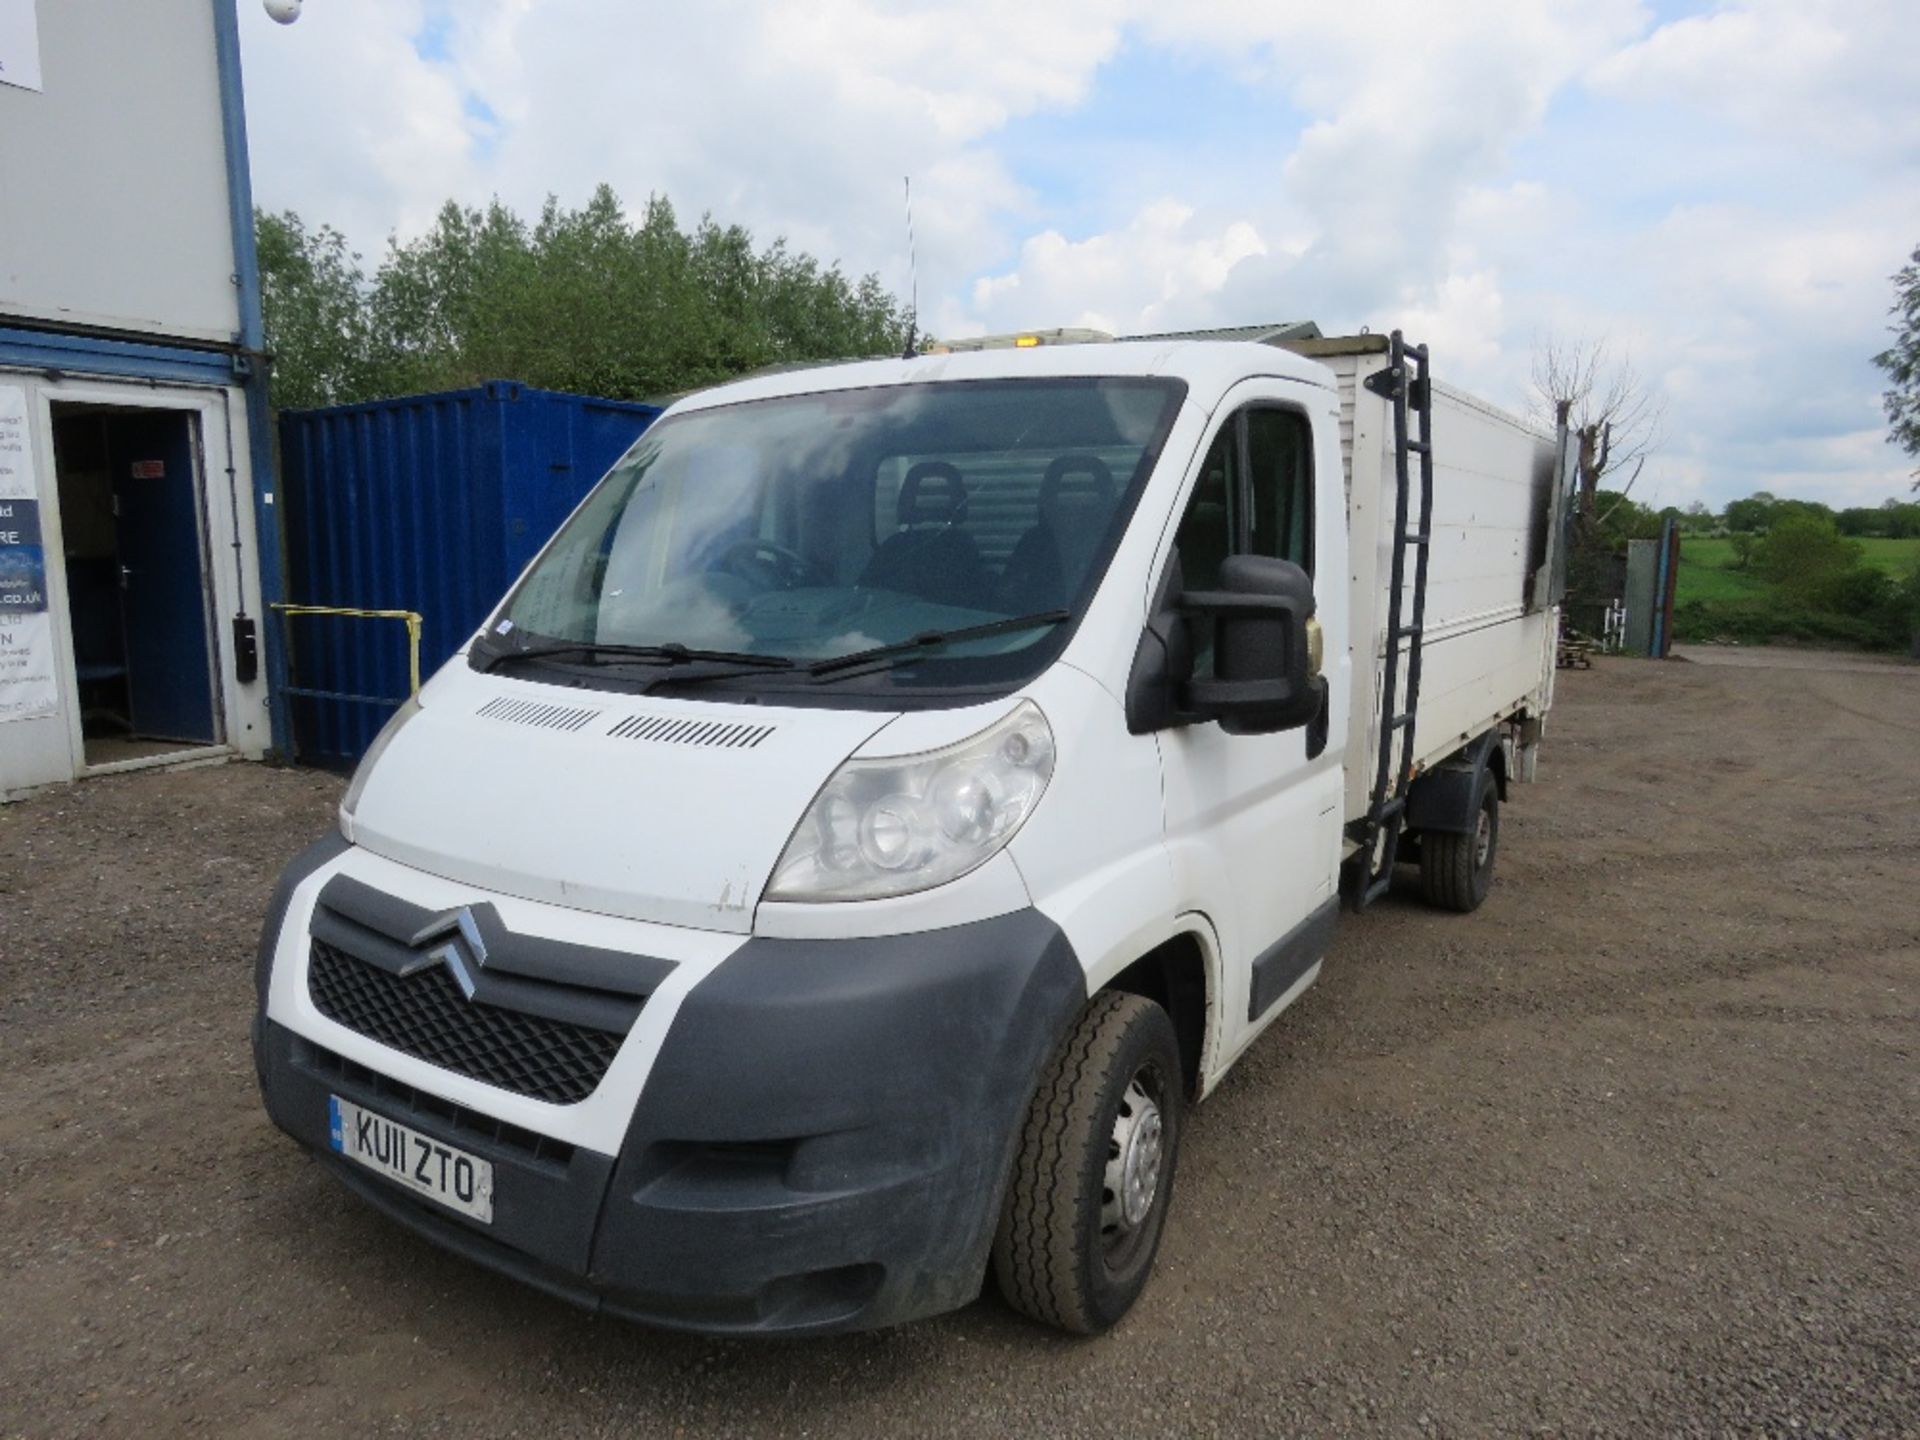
[278,380,662,764]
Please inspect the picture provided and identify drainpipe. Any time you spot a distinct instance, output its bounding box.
[210,0,291,758]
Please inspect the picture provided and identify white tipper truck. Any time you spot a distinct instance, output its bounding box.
[254,329,1570,1335]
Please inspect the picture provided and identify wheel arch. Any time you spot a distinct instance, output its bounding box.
[1406,729,1504,835]
[1100,929,1213,1101]
[1486,735,1510,800]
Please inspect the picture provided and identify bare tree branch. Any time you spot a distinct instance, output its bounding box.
[1533,332,1666,533]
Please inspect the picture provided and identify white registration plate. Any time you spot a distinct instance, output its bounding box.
[328,1095,494,1224]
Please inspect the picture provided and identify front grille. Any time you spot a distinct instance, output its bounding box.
[308,939,623,1104]
[300,1041,577,1168]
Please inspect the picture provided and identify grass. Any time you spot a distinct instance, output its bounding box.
[1676,534,1920,605]
[1671,532,1920,650]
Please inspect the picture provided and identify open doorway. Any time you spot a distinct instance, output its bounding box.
[50,403,222,767]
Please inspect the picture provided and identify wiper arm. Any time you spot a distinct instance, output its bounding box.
[482,640,795,672]
[807,610,1071,680]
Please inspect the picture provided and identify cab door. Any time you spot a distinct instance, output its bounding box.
[1152,385,1347,1069]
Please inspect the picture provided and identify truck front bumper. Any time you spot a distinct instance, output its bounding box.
[256,887,1085,1336]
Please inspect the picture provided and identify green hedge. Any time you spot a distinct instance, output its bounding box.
[1672,595,1919,651]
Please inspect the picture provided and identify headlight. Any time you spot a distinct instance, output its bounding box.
[766,700,1055,903]
[338,695,421,839]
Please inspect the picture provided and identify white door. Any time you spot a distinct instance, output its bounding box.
[1153,385,1348,1071]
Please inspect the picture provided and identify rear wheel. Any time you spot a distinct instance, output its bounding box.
[1418,774,1499,912]
[992,992,1183,1334]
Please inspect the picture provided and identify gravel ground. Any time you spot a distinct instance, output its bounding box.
[2,652,1917,1438]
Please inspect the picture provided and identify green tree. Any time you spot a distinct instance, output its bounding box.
[1882,499,1920,538]
[1770,497,1834,527]
[1837,506,1887,536]
[1751,513,1865,602]
[1723,492,1776,533]
[1873,242,1920,491]
[257,186,909,410]
[1878,564,1920,653]
[1592,489,1665,546]
[256,209,376,409]
[364,185,907,401]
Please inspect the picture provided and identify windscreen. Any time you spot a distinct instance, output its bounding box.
[489,377,1185,691]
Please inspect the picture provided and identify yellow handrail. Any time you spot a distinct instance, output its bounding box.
[270,603,425,697]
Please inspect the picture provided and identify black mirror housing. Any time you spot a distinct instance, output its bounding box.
[1178,555,1323,735]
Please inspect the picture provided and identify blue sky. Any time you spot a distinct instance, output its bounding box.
[239,0,1920,510]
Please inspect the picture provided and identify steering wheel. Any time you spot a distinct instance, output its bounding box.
[716,538,822,591]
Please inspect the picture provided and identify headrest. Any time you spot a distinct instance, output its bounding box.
[897,461,968,528]
[1039,453,1117,526]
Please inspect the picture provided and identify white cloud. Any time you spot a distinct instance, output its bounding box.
[1395,271,1509,391]
[240,0,483,251]
[1605,198,1918,507]
[938,3,1649,356]
[1588,0,1919,160]
[236,0,1920,507]
[960,200,1271,336]
[1141,0,1649,309]
[247,0,1133,303]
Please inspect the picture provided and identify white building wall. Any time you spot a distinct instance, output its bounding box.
[1,371,272,797]
[0,0,242,342]
[0,1,280,796]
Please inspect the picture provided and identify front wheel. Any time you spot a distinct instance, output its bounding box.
[992,992,1184,1334]
[1419,774,1500,912]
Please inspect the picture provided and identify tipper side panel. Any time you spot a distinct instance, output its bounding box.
[1335,366,1558,828]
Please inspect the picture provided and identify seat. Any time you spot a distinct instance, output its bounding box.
[1176,458,1233,595]
[859,461,990,608]
[993,454,1117,613]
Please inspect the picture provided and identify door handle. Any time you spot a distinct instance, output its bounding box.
[119,565,132,591]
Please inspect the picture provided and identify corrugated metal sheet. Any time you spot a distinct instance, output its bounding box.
[278,380,661,764]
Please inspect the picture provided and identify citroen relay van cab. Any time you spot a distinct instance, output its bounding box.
[255,331,1565,1335]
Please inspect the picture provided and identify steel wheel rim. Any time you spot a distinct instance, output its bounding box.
[1101,1069,1165,1264]
[1474,807,1493,869]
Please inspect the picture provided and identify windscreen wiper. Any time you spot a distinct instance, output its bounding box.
[807,610,1071,681]
[481,640,795,672]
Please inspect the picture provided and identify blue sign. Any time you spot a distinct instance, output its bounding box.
[0,496,45,613]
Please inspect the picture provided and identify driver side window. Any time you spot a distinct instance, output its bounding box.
[1171,407,1314,677]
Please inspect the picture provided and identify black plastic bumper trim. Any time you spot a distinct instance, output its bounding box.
[259,1022,615,1271]
[255,902,1088,1336]
[1248,896,1338,1021]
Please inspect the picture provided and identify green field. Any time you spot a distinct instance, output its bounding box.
[1677,534,1920,605]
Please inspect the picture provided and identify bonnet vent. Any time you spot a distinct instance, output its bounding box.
[476,696,604,732]
[607,714,776,749]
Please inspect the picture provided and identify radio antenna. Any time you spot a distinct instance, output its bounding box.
[902,176,919,359]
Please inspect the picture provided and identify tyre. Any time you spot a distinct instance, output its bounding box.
[992,992,1183,1334]
[1418,772,1499,912]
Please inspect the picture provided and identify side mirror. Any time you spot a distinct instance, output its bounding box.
[1178,555,1324,735]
